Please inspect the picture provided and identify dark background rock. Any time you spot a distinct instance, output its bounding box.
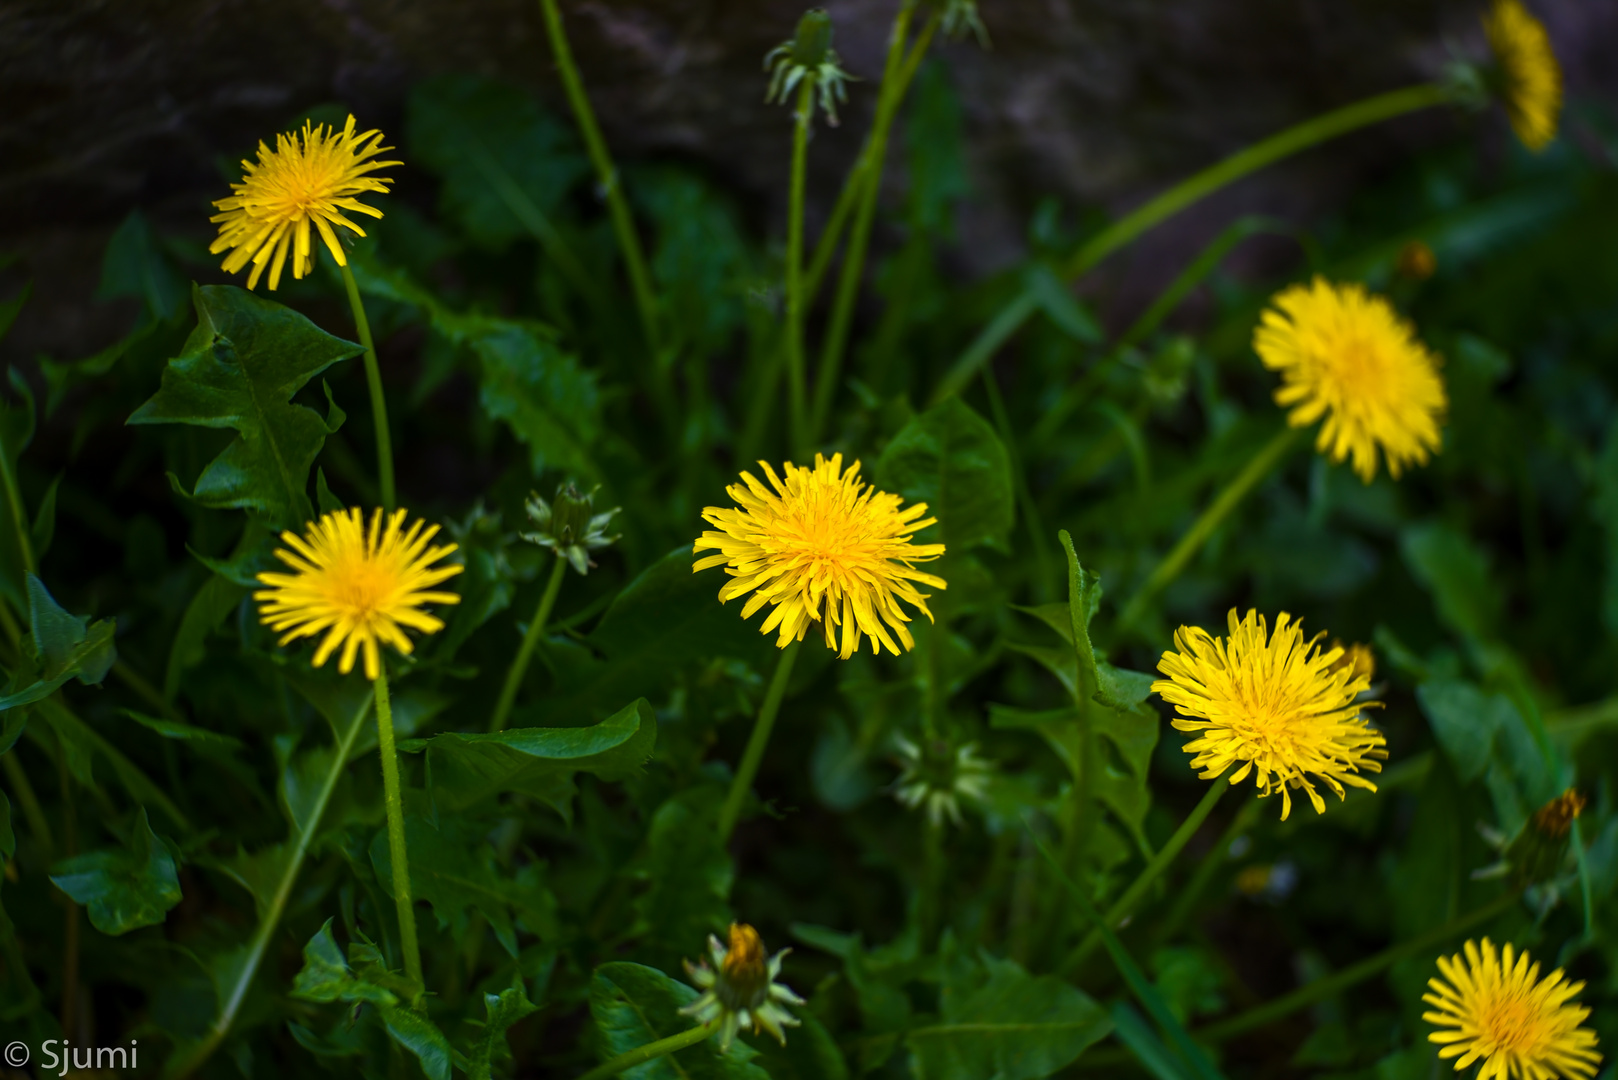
[1,0,1614,366]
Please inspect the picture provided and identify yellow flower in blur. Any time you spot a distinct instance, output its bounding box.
[1152,609,1387,820]
[210,115,398,290]
[693,453,946,657]
[1254,277,1446,482]
[1425,938,1601,1080]
[255,508,461,680]
[1484,0,1563,152]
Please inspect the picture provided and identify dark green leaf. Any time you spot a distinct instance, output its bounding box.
[471,324,600,477]
[49,808,181,935]
[415,697,656,820]
[877,397,1014,551]
[467,982,540,1080]
[126,284,361,526]
[97,210,186,320]
[907,950,1111,1080]
[589,962,768,1080]
[1025,263,1102,344]
[369,796,558,957]
[629,788,733,974]
[1400,522,1500,642]
[1416,678,1508,782]
[0,576,117,712]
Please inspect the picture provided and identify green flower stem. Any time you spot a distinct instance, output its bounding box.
[929,82,1453,405]
[1116,426,1301,636]
[1194,890,1519,1043]
[575,1017,723,1080]
[785,78,816,459]
[1571,816,1596,941]
[339,262,395,513]
[0,441,34,576]
[489,556,568,733]
[717,639,801,844]
[919,818,945,950]
[1154,793,1261,946]
[373,664,424,991]
[808,1,928,443]
[2,751,53,852]
[165,690,374,1080]
[537,0,662,360]
[1060,778,1229,976]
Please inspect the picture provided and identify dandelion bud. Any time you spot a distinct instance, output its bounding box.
[1498,789,1585,888]
[680,923,806,1049]
[892,734,993,827]
[764,11,854,125]
[522,483,620,575]
[1396,240,1437,281]
[926,0,990,46]
[788,10,834,69]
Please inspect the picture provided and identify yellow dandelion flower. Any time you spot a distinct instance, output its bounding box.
[693,453,946,658]
[1484,0,1563,152]
[1254,277,1447,483]
[1151,609,1387,820]
[1329,639,1377,684]
[681,923,805,1050]
[210,115,399,291]
[255,507,462,680]
[1425,937,1602,1080]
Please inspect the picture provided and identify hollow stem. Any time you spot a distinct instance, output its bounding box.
[373,664,423,992]
[717,640,801,843]
[576,1017,723,1080]
[1116,426,1300,636]
[1154,793,1261,946]
[537,0,661,359]
[784,79,815,459]
[809,2,929,443]
[489,556,568,733]
[166,690,374,1080]
[1061,778,1229,975]
[920,818,945,950]
[930,83,1453,405]
[339,262,395,512]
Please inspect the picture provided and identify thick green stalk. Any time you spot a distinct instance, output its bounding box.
[339,262,395,512]
[1116,426,1300,635]
[576,1017,723,1080]
[809,2,927,442]
[919,819,945,950]
[784,79,815,458]
[929,83,1453,405]
[717,640,801,843]
[537,0,661,358]
[1061,778,1229,975]
[373,665,423,990]
[489,556,568,733]
[165,690,374,1080]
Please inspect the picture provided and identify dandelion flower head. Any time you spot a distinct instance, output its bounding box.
[255,507,461,680]
[1484,0,1563,152]
[1254,277,1446,482]
[1152,609,1387,820]
[693,453,946,658]
[210,115,398,291]
[681,923,805,1049]
[1425,937,1601,1080]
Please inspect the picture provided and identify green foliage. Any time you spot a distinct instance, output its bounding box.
[4,35,1616,1080]
[49,808,181,935]
[127,284,359,526]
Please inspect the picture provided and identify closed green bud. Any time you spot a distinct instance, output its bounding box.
[522,483,620,575]
[789,10,834,68]
[765,9,853,125]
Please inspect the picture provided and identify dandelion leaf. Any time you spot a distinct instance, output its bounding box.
[876,397,1014,552]
[545,547,773,726]
[407,75,588,253]
[413,698,656,821]
[589,962,768,1080]
[1400,521,1501,642]
[466,982,540,1080]
[127,284,361,527]
[628,788,733,975]
[906,949,1111,1080]
[369,798,559,958]
[0,575,117,712]
[49,808,182,935]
